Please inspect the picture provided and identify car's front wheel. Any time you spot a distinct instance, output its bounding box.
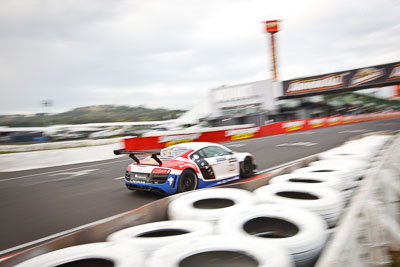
[240,157,254,178]
[177,169,198,193]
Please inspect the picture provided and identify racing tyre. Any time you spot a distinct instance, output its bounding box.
[240,156,254,178]
[147,235,294,267]
[177,169,198,193]
[254,184,345,228]
[168,188,254,224]
[310,159,369,181]
[107,220,213,256]
[269,172,349,192]
[14,242,144,267]
[293,165,359,182]
[318,146,375,162]
[217,204,327,267]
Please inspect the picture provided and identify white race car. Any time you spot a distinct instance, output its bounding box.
[114,142,257,194]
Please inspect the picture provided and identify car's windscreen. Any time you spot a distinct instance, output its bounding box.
[159,146,191,160]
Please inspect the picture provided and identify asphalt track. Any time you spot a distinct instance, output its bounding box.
[0,118,399,255]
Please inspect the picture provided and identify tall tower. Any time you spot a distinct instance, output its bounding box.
[265,20,280,80]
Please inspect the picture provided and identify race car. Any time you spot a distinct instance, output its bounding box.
[114,142,257,195]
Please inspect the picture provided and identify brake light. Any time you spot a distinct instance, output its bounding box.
[152,168,171,175]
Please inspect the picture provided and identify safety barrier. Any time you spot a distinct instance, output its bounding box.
[315,133,400,266]
[123,112,400,150]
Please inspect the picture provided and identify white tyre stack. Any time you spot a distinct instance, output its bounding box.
[345,135,390,155]
[310,159,369,181]
[292,165,360,202]
[14,242,144,267]
[168,188,254,224]
[317,134,390,163]
[254,184,344,228]
[293,165,359,183]
[106,220,213,256]
[269,172,349,192]
[147,235,294,267]
[217,204,327,267]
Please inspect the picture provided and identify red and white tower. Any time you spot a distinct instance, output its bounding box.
[265,20,280,80]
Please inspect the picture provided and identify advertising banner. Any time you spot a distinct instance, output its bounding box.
[282,61,400,97]
[123,112,400,151]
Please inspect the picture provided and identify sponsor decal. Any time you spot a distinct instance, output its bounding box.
[308,118,325,128]
[131,180,146,184]
[158,133,201,147]
[350,68,384,87]
[327,117,341,126]
[225,127,259,141]
[286,73,348,94]
[388,64,400,81]
[282,121,305,132]
[167,177,174,186]
[342,116,355,123]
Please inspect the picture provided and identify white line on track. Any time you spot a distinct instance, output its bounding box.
[0,158,131,183]
[225,143,247,148]
[339,129,370,133]
[276,142,318,147]
[292,131,316,135]
[114,176,125,180]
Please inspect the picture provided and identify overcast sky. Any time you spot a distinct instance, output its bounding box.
[0,0,399,115]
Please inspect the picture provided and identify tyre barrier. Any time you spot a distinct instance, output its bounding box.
[309,159,369,181]
[293,165,360,183]
[147,235,295,267]
[268,172,357,204]
[292,165,360,202]
[217,204,327,267]
[318,146,376,162]
[168,188,254,224]
[318,135,391,163]
[106,220,213,256]
[13,242,144,267]
[269,172,349,192]
[254,184,344,228]
[345,135,391,154]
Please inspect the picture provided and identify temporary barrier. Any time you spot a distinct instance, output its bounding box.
[217,204,327,267]
[315,133,400,267]
[13,242,144,267]
[123,112,400,150]
[147,235,295,267]
[106,220,213,256]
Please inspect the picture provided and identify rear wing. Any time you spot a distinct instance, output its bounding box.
[113,149,162,166]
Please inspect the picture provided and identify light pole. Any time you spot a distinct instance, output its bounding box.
[41,100,53,126]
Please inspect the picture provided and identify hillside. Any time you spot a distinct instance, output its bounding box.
[0,105,185,127]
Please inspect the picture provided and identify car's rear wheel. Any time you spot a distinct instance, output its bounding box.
[240,157,254,178]
[177,169,198,193]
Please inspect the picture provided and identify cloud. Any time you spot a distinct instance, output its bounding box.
[0,0,399,115]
